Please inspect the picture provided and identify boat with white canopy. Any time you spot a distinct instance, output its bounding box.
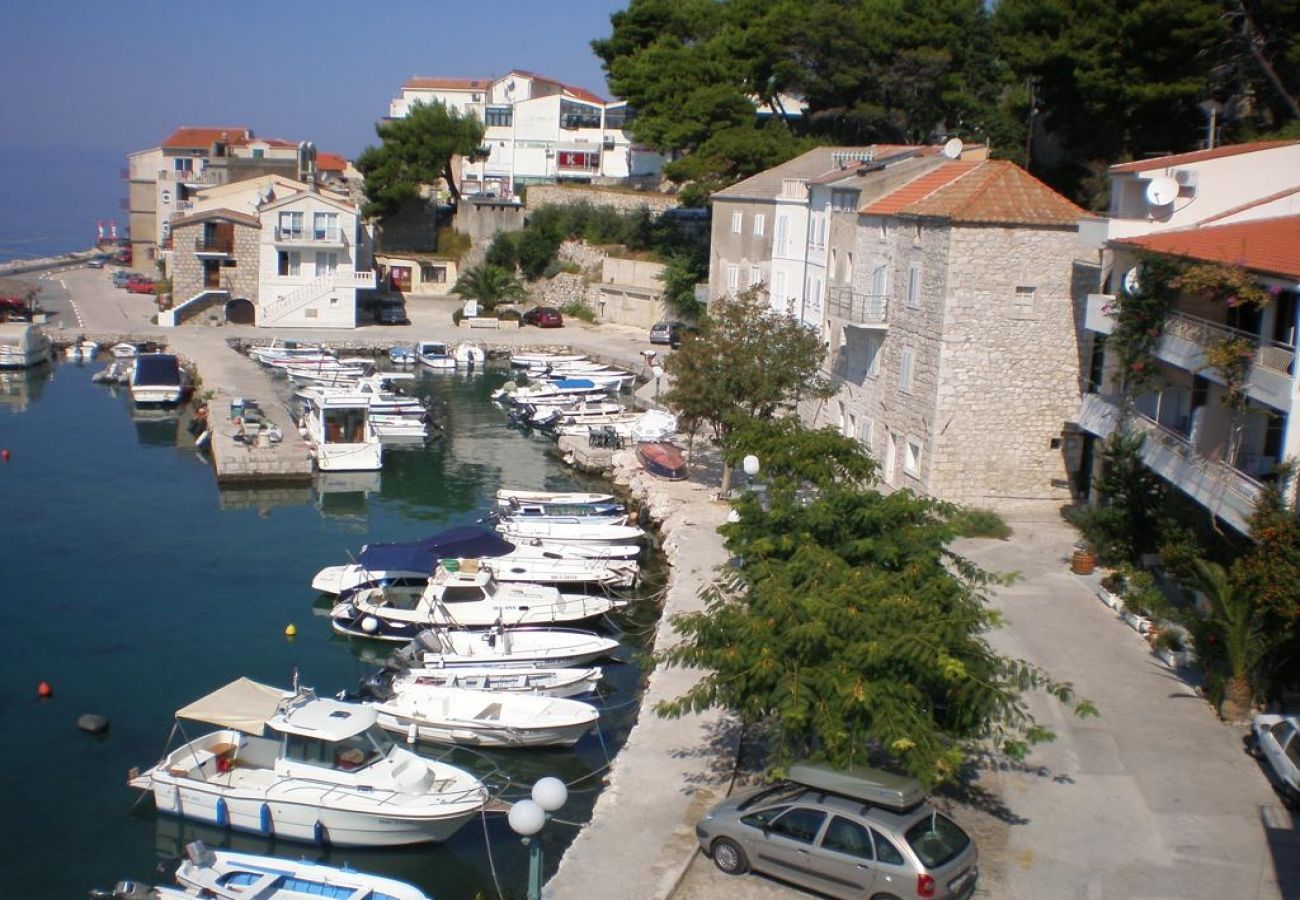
[127,678,488,847]
[298,391,382,471]
[0,323,52,369]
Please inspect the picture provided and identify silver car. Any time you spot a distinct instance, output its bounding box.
[696,762,979,900]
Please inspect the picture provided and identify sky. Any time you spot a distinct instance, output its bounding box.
[0,0,628,160]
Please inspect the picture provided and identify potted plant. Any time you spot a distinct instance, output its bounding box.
[1071,541,1097,575]
[1119,565,1166,634]
[1098,571,1125,609]
[1154,629,1194,668]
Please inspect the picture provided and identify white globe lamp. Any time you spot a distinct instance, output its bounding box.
[742,454,761,477]
[508,798,545,837]
[532,776,568,812]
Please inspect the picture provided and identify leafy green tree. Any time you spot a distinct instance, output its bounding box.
[662,288,833,494]
[1082,432,1168,565]
[657,423,1096,786]
[1188,559,1268,720]
[449,264,526,313]
[355,101,486,218]
[1232,468,1300,688]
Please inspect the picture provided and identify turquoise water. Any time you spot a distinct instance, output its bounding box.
[0,361,660,898]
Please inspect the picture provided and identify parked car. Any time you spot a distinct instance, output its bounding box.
[522,306,563,328]
[112,271,138,288]
[650,320,697,347]
[126,277,157,295]
[696,761,979,900]
[86,257,106,269]
[1248,714,1300,808]
[375,301,409,325]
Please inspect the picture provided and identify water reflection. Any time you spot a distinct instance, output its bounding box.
[0,363,50,411]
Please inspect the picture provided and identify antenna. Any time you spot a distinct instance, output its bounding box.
[941,138,963,159]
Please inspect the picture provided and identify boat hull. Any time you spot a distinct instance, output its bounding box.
[636,441,688,480]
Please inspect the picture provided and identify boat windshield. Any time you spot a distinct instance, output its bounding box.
[283,725,392,772]
[323,408,367,443]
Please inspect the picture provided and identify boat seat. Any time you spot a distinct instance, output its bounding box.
[474,702,503,721]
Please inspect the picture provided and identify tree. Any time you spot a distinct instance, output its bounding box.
[1188,558,1267,720]
[1232,468,1300,689]
[661,288,833,494]
[355,101,486,219]
[657,422,1096,786]
[449,264,526,313]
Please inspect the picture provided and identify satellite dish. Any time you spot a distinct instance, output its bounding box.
[1122,267,1142,296]
[941,138,963,159]
[1145,176,1179,207]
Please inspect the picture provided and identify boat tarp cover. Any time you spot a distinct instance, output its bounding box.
[176,677,285,735]
[0,323,46,352]
[133,354,181,386]
[357,526,515,574]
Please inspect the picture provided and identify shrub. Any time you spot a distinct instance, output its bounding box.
[435,227,471,259]
[451,308,464,326]
[948,507,1012,539]
[561,300,595,323]
[498,308,522,322]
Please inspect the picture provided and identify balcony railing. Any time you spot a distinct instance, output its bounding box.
[1162,308,1296,376]
[194,236,233,254]
[159,168,222,185]
[274,227,346,245]
[827,287,888,327]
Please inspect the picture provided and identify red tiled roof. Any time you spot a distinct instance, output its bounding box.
[403,76,491,91]
[316,152,347,172]
[1200,186,1300,225]
[860,162,980,215]
[1109,141,1299,173]
[900,160,1086,226]
[161,127,251,148]
[1112,215,1300,280]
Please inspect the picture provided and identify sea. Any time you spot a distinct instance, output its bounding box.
[0,145,127,264]
[0,361,661,898]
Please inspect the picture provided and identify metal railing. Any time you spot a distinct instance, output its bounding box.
[274,226,345,244]
[826,287,888,325]
[1163,308,1296,376]
[194,236,233,254]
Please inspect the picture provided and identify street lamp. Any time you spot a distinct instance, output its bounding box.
[508,776,569,900]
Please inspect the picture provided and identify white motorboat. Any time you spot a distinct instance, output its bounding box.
[329,562,627,640]
[389,345,416,365]
[283,361,372,384]
[496,488,619,505]
[497,518,645,546]
[365,681,599,748]
[499,496,625,517]
[127,678,488,847]
[171,841,433,900]
[0,323,52,369]
[540,370,635,391]
[391,625,620,668]
[363,665,603,700]
[417,340,455,370]
[317,554,637,596]
[493,380,608,406]
[510,351,588,368]
[65,338,99,362]
[454,341,486,369]
[248,339,329,366]
[130,353,186,406]
[109,342,139,359]
[299,391,383,472]
[370,414,429,443]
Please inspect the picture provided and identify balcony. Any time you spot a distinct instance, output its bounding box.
[827,287,888,329]
[194,236,233,255]
[273,227,347,247]
[1076,393,1264,533]
[159,168,222,186]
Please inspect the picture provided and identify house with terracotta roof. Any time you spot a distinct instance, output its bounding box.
[387,69,663,198]
[1076,142,1300,533]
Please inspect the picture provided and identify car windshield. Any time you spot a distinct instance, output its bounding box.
[905,811,971,869]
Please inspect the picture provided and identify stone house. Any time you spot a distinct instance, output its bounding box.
[167,209,261,324]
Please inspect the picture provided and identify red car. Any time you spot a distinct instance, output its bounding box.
[522,306,564,328]
[126,277,157,294]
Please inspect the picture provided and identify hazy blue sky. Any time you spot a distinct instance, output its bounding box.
[2,0,627,158]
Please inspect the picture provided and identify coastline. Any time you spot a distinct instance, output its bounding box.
[0,247,99,278]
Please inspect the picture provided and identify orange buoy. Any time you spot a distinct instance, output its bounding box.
[37,681,53,699]
[1,449,10,462]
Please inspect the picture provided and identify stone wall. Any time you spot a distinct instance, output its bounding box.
[531,272,599,311]
[455,199,526,267]
[526,184,679,216]
[169,221,260,306]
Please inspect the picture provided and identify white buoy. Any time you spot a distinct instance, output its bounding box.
[361,616,379,634]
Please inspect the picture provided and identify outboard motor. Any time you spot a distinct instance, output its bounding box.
[88,883,152,900]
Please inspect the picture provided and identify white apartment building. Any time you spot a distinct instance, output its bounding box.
[387,70,663,198]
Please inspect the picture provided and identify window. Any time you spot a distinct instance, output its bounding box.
[604,105,635,129]
[903,436,923,477]
[775,216,789,255]
[485,105,513,127]
[871,829,906,866]
[831,189,860,212]
[726,265,739,292]
[731,211,743,234]
[830,249,838,279]
[878,221,889,242]
[421,264,447,284]
[251,148,264,160]
[315,251,338,276]
[772,271,787,305]
[313,212,338,241]
[768,808,826,845]
[913,223,923,247]
[277,251,300,277]
[899,347,914,393]
[845,252,853,282]
[278,211,303,238]
[821,817,872,859]
[753,213,765,236]
[749,266,761,287]
[859,417,874,448]
[559,99,602,129]
[1011,285,1037,319]
[871,264,889,297]
[906,263,922,309]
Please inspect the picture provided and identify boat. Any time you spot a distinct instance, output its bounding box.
[0,323,51,369]
[64,338,99,362]
[388,345,417,366]
[92,360,133,385]
[329,562,628,640]
[109,342,139,359]
[454,341,486,369]
[496,488,619,506]
[130,353,187,407]
[493,380,610,407]
[636,441,689,480]
[416,340,455,370]
[282,361,372,384]
[247,339,329,365]
[127,678,489,847]
[499,497,626,518]
[554,410,677,444]
[541,370,635,392]
[361,665,603,700]
[369,414,430,444]
[496,518,646,546]
[390,624,621,669]
[509,351,588,368]
[168,840,434,900]
[298,391,383,472]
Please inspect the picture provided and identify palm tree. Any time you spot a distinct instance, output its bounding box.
[450,264,526,314]
[1190,558,1264,721]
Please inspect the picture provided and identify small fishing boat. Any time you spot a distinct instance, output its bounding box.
[282,361,372,384]
[417,340,455,371]
[388,344,417,366]
[109,342,139,359]
[173,841,433,900]
[298,392,383,471]
[498,497,626,518]
[636,441,688,480]
[496,518,646,547]
[454,341,486,369]
[92,360,133,385]
[130,353,187,407]
[64,338,99,362]
[510,351,588,368]
[364,681,599,748]
[390,624,621,669]
[361,665,603,700]
[493,381,608,406]
[128,678,488,847]
[496,488,619,506]
[329,561,627,640]
[248,338,329,365]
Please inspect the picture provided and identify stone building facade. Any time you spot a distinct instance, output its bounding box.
[167,209,261,322]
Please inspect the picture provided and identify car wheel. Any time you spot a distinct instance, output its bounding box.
[710,837,749,875]
[1245,733,1263,759]
[870,895,903,900]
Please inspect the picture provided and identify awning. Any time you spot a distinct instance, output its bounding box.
[175,677,287,735]
[356,525,516,574]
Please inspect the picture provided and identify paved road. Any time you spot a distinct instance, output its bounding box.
[675,521,1300,900]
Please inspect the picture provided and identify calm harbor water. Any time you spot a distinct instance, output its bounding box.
[0,360,661,898]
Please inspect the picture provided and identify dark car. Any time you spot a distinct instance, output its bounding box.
[650,320,697,348]
[522,306,564,328]
[375,302,409,325]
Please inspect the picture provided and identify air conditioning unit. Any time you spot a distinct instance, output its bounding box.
[1174,169,1198,195]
